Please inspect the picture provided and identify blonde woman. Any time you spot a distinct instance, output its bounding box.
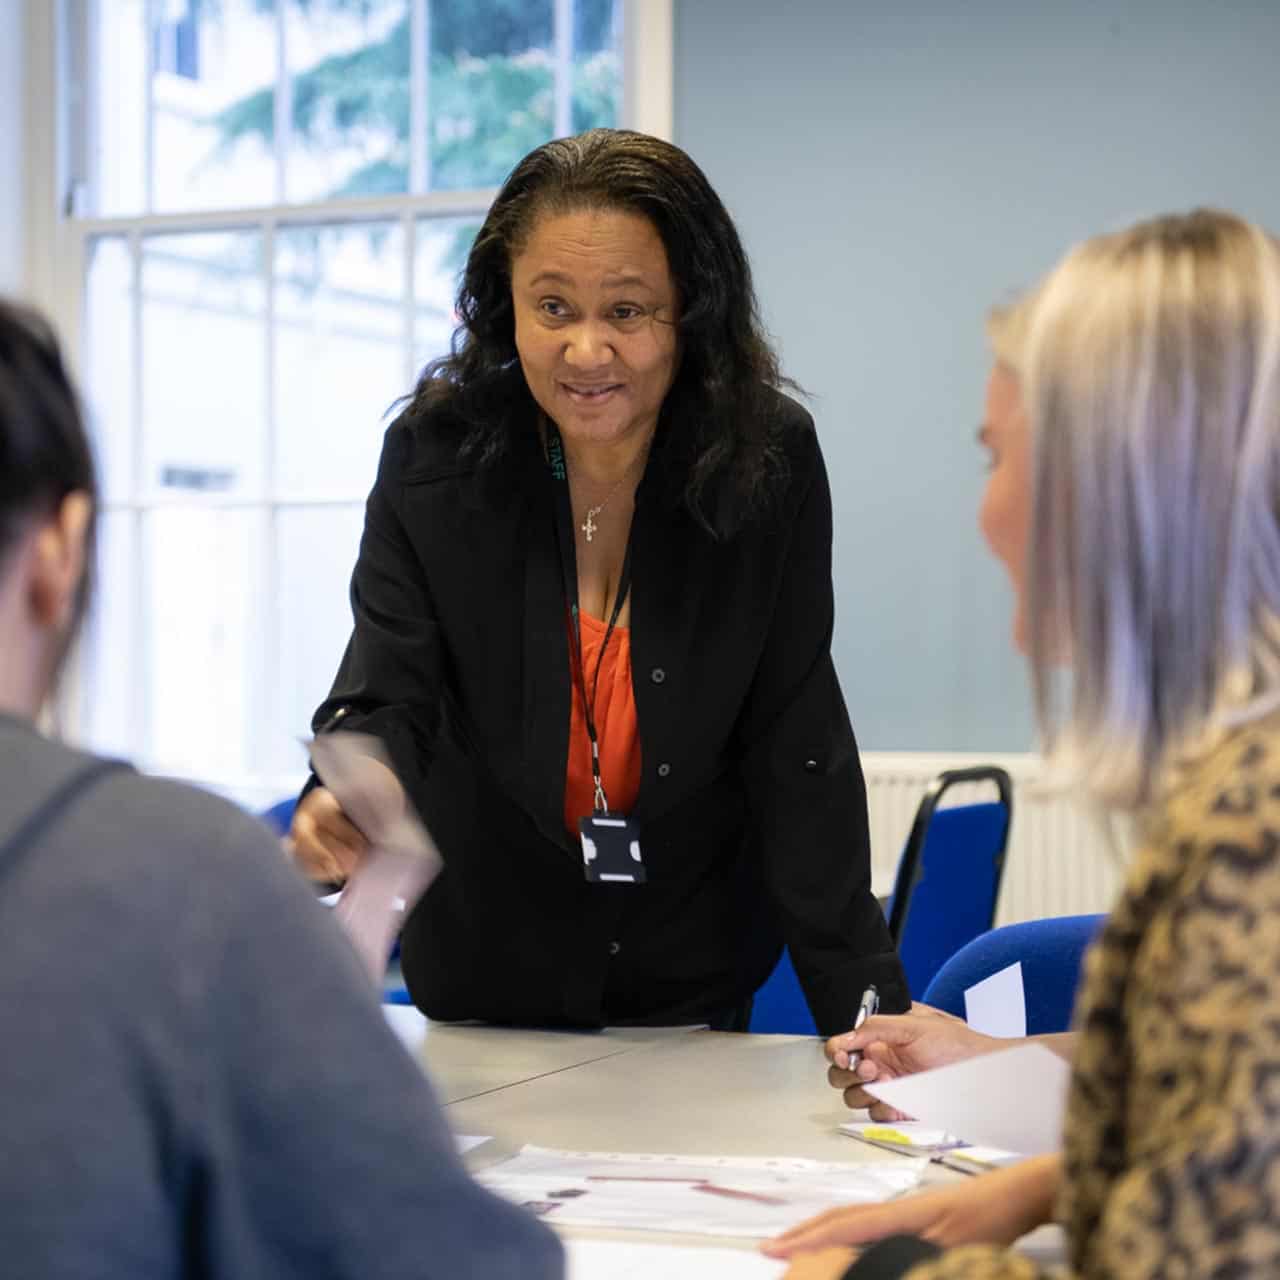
[766,209,1280,1279]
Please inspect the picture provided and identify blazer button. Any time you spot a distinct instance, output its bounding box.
[804,758,820,773]
[657,762,672,778]
[608,940,621,957]
[650,667,666,685]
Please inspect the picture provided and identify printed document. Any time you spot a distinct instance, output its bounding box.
[478,1146,920,1238]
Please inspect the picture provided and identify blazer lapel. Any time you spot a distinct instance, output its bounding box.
[521,468,576,851]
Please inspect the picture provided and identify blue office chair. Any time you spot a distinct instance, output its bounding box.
[260,796,297,837]
[748,766,1014,1034]
[748,946,817,1035]
[922,914,1105,1035]
[889,767,1013,1000]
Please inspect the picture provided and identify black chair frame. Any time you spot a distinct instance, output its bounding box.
[886,765,1014,946]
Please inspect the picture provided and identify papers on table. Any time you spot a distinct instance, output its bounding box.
[864,1043,1070,1157]
[381,1002,429,1051]
[307,732,444,984]
[566,1238,785,1279]
[478,1146,921,1239]
[964,962,1027,1038]
[839,1120,967,1156]
[933,1146,1025,1176]
[839,1121,1020,1173]
[455,1134,491,1154]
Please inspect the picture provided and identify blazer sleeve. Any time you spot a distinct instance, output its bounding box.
[735,435,909,1033]
[308,419,444,798]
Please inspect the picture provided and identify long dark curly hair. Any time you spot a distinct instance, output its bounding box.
[409,129,797,538]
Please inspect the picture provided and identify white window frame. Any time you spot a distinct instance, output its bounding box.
[25,0,674,805]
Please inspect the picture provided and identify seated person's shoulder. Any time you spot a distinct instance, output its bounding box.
[17,740,303,923]
[1172,715,1280,836]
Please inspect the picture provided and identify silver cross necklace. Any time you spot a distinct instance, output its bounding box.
[575,443,651,543]
[580,473,629,543]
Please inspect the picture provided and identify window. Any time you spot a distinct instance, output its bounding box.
[51,0,672,808]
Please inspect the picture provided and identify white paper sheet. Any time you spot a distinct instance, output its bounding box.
[380,1003,429,1051]
[478,1146,920,1239]
[566,1238,785,1279]
[964,961,1027,1038]
[308,732,444,983]
[455,1134,491,1154]
[865,1043,1070,1156]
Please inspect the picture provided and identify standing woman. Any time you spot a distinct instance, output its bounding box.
[290,129,906,1031]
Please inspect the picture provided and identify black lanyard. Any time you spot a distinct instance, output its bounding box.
[546,421,635,816]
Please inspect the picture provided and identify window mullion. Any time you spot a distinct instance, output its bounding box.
[274,0,292,205]
[623,0,672,140]
[143,0,156,212]
[554,0,573,138]
[262,217,281,786]
[411,0,429,193]
[403,208,417,391]
[71,186,497,237]
[129,229,150,760]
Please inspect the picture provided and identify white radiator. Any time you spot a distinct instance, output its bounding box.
[862,751,1126,927]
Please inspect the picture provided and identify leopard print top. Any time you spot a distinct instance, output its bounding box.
[909,718,1280,1279]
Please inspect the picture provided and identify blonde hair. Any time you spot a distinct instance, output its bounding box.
[990,210,1280,809]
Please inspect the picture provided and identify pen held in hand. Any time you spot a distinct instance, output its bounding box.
[846,983,879,1072]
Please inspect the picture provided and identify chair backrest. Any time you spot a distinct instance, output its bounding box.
[889,767,1013,1000]
[260,797,297,837]
[747,946,817,1035]
[922,914,1106,1035]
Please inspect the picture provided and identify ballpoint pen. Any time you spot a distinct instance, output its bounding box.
[846,983,879,1070]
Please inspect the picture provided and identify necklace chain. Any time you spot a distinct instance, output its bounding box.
[580,474,630,543]
[574,446,650,543]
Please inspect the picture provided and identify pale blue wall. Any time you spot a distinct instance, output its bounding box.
[674,0,1280,750]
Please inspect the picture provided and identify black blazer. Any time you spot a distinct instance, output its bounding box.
[311,391,907,1033]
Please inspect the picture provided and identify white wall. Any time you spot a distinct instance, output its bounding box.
[0,0,26,295]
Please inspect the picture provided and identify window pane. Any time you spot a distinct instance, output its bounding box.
[92,1,148,215]
[274,222,404,497]
[141,232,266,499]
[427,0,555,190]
[79,511,137,763]
[90,0,625,215]
[284,0,410,203]
[143,508,266,779]
[413,215,477,375]
[84,238,136,503]
[271,505,366,775]
[151,0,279,213]
[573,0,622,132]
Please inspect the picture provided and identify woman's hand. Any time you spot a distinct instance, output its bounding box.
[287,786,370,885]
[763,1154,1061,1260]
[826,1003,999,1118]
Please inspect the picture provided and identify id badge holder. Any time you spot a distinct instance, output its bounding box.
[579,814,646,884]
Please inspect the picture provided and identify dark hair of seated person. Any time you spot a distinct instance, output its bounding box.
[0,301,98,618]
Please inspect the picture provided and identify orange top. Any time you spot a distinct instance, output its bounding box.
[564,609,642,836]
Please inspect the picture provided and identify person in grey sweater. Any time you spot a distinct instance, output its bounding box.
[0,300,563,1278]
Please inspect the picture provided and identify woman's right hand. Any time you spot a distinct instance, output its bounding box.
[763,1153,1061,1259]
[287,786,370,885]
[826,1004,999,1118]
